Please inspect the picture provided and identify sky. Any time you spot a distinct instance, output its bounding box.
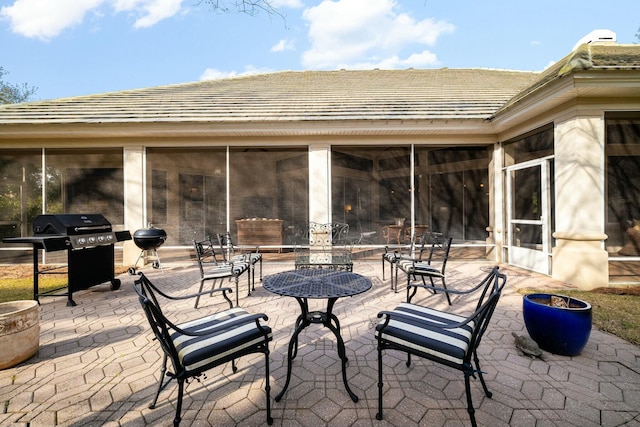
[0,0,638,101]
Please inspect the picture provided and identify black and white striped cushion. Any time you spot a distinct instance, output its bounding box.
[203,265,234,280]
[396,258,414,271]
[247,253,262,263]
[172,307,272,372]
[397,259,439,275]
[413,262,441,276]
[375,302,474,367]
[204,262,248,280]
[383,252,399,263]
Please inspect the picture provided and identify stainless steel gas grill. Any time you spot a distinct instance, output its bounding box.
[3,214,131,306]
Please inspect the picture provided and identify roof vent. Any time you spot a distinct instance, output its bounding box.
[572,29,616,51]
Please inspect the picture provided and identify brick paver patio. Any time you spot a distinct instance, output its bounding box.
[1,260,639,426]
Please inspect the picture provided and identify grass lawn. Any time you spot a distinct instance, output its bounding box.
[0,264,130,304]
[0,276,69,303]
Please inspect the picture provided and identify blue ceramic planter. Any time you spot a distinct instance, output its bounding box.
[522,293,592,356]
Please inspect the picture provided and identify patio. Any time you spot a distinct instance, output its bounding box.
[1,260,639,427]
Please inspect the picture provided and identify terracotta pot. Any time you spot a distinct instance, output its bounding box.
[523,293,591,356]
[0,300,40,370]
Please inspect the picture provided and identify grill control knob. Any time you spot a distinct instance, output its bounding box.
[98,235,105,243]
[78,237,87,245]
[88,236,96,244]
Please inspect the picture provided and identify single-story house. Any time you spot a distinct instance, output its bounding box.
[1,32,639,289]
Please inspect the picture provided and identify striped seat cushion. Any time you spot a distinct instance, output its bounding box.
[397,259,439,275]
[172,307,272,372]
[230,262,249,274]
[375,302,474,367]
[231,254,261,266]
[205,262,248,278]
[413,262,441,276]
[203,266,235,280]
[247,254,262,262]
[396,258,414,271]
[383,252,399,263]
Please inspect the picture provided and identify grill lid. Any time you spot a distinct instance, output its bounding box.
[33,214,112,235]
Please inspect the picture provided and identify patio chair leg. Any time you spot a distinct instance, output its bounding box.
[421,275,452,305]
[400,270,411,295]
[149,354,169,409]
[174,379,184,427]
[393,264,400,293]
[437,276,452,305]
[194,279,205,308]
[392,261,396,290]
[424,275,437,294]
[464,373,478,427]
[473,352,493,398]
[376,346,384,420]
[251,265,256,291]
[265,350,273,425]
[234,276,240,306]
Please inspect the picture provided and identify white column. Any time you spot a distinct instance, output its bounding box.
[488,143,503,262]
[552,114,608,289]
[308,143,331,223]
[123,146,146,266]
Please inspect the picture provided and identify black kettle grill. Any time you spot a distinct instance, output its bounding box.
[128,226,167,275]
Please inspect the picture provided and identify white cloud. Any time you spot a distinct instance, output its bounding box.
[270,0,304,7]
[0,0,184,40]
[200,65,275,81]
[271,38,295,52]
[301,0,454,69]
[112,0,184,28]
[0,0,105,41]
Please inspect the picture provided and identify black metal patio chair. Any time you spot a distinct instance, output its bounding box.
[395,235,453,303]
[133,272,273,427]
[331,222,350,245]
[193,236,250,307]
[375,266,507,427]
[381,230,432,285]
[217,232,263,290]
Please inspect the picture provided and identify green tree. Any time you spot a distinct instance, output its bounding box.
[0,67,37,104]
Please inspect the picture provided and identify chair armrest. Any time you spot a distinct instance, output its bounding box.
[407,267,505,305]
[136,272,234,307]
[375,310,395,333]
[177,287,233,300]
[376,307,476,331]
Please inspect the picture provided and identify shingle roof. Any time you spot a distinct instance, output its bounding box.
[0,44,638,126]
[0,69,539,124]
[494,43,640,116]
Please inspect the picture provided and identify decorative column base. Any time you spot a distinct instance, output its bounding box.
[552,232,608,290]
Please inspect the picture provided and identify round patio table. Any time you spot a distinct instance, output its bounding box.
[263,269,372,402]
